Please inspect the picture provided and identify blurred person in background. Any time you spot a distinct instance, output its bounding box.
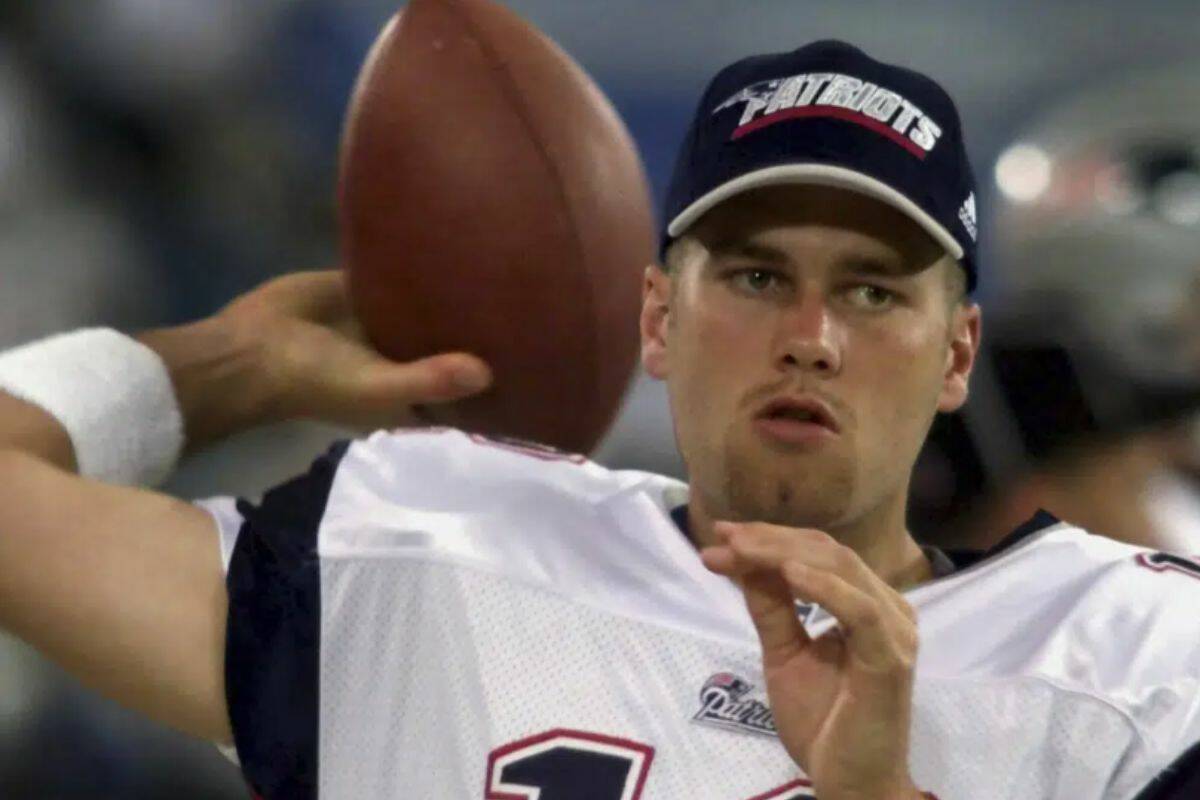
[912,63,1200,555]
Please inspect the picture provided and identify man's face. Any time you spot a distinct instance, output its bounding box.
[640,184,980,530]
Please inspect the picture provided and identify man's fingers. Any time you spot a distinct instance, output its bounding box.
[699,544,738,576]
[703,540,813,665]
[357,352,493,406]
[741,570,813,665]
[717,522,857,582]
[706,521,918,672]
[707,542,899,669]
[226,270,348,323]
[714,521,915,625]
[781,561,913,673]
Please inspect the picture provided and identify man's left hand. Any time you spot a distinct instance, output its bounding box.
[701,522,924,800]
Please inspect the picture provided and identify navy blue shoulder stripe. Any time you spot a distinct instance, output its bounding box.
[1134,739,1200,800]
[225,439,351,800]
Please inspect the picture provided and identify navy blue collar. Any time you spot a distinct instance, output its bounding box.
[668,506,1061,580]
[939,509,1060,571]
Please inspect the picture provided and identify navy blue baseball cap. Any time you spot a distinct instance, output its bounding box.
[663,40,979,289]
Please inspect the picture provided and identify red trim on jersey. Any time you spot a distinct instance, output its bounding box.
[732,106,928,159]
[745,778,814,799]
[484,728,655,800]
[743,779,938,800]
[467,433,588,463]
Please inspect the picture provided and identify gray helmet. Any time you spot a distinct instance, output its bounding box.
[912,62,1200,533]
[990,61,1200,394]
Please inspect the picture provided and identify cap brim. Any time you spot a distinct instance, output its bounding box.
[665,163,964,261]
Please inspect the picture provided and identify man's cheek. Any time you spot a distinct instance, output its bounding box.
[703,320,762,377]
[860,359,934,436]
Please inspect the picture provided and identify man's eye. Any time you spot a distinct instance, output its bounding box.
[729,268,786,294]
[847,284,895,309]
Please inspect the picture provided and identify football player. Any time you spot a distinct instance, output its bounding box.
[0,41,1197,799]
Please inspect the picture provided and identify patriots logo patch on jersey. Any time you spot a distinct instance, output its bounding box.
[692,673,777,737]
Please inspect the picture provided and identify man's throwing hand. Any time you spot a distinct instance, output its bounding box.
[139,269,494,450]
[215,270,492,432]
[701,522,925,800]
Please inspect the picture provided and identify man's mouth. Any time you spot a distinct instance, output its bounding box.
[755,396,840,431]
[752,395,841,446]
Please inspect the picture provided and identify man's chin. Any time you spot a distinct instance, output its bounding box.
[724,477,854,530]
[720,435,856,525]
[741,501,847,531]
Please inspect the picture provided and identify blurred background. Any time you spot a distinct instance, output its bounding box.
[3,0,1200,796]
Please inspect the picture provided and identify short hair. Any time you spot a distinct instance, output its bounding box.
[943,257,969,309]
[661,237,700,275]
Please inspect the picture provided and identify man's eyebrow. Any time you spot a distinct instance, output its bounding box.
[706,241,789,263]
[838,254,922,278]
[704,241,929,276]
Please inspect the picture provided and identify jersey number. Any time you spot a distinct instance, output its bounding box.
[485,729,654,800]
[1136,551,1200,581]
[484,730,827,800]
[746,780,815,799]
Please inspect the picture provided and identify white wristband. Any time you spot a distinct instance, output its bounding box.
[0,328,185,486]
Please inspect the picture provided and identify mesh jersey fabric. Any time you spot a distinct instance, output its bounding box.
[195,427,1200,799]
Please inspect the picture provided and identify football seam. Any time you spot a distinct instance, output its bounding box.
[442,0,605,445]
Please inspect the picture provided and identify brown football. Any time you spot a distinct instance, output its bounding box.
[338,0,655,454]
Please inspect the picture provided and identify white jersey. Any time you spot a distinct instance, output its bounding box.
[197,427,1200,800]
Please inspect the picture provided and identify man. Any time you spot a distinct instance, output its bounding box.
[0,41,1197,799]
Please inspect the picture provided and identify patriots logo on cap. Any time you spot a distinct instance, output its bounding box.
[663,40,979,291]
[713,71,943,159]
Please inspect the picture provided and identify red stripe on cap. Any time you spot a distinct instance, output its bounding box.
[732,106,928,160]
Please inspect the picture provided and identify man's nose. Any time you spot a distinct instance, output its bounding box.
[773,290,842,376]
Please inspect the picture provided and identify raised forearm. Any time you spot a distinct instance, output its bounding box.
[0,270,491,479]
[0,317,269,473]
[135,317,273,456]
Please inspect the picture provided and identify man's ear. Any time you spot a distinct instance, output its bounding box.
[937,303,981,413]
[640,265,672,380]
